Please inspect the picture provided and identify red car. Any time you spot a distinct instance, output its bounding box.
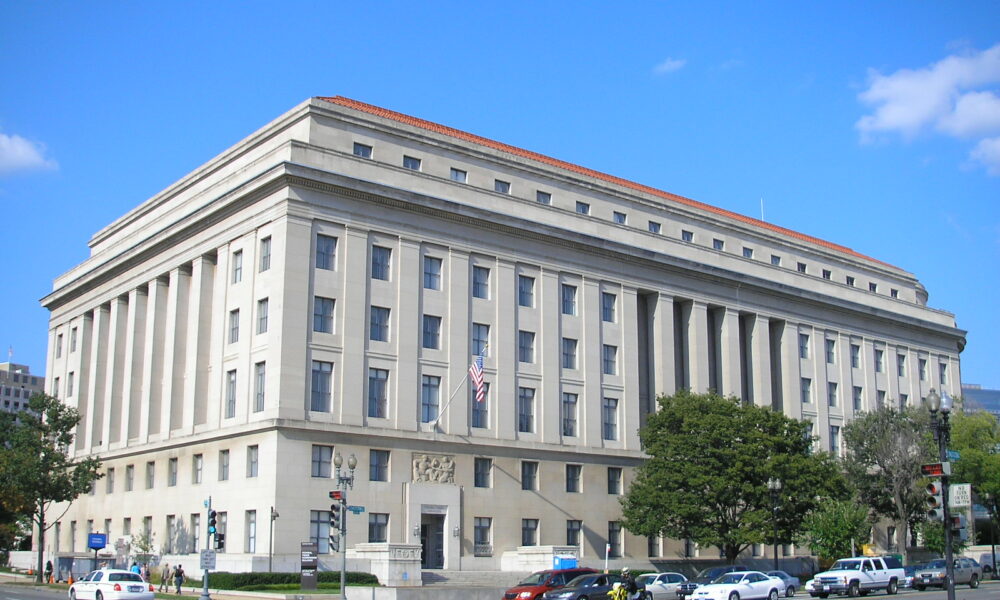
[504,568,598,600]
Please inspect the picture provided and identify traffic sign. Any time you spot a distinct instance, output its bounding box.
[348,505,365,514]
[200,549,217,570]
[947,450,960,461]
[950,483,972,508]
[88,533,107,550]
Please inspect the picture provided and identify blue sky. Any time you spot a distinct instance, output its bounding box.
[2,2,998,388]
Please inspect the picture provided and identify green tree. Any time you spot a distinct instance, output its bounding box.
[620,390,846,563]
[916,519,968,556]
[948,409,1000,545]
[842,406,934,554]
[0,394,102,582]
[798,499,872,561]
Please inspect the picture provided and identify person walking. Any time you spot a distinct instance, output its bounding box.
[141,564,150,582]
[173,564,185,594]
[44,560,53,583]
[130,562,141,576]
[159,563,171,592]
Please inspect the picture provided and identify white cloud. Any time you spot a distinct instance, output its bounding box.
[855,43,1000,175]
[653,57,686,75]
[970,137,1000,175]
[0,131,58,175]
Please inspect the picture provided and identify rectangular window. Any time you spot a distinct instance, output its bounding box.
[939,362,948,385]
[309,510,331,554]
[316,234,337,270]
[521,461,538,490]
[312,445,333,478]
[518,387,535,433]
[423,256,442,290]
[771,255,781,266]
[742,247,754,259]
[897,354,906,377]
[561,338,578,369]
[474,517,492,552]
[576,201,590,215]
[713,238,725,251]
[225,370,237,418]
[536,190,551,205]
[70,327,77,352]
[518,330,535,363]
[245,510,257,553]
[648,536,661,557]
[899,394,908,409]
[229,309,240,343]
[494,179,510,194]
[602,398,618,440]
[67,372,74,396]
[825,339,836,364]
[106,468,115,494]
[353,142,372,158]
[522,519,539,546]
[875,348,885,373]
[681,230,694,242]
[799,333,810,359]
[422,315,441,349]
[370,306,390,341]
[798,262,808,273]
[869,282,878,293]
[192,454,203,484]
[562,393,578,437]
[368,368,388,418]
[852,386,863,411]
[518,275,534,307]
[602,292,616,322]
[919,358,927,381]
[561,284,577,315]
[168,458,178,487]
[471,382,489,428]
[877,390,887,408]
[648,221,661,233]
[56,334,62,358]
[371,246,391,280]
[368,513,388,543]
[450,167,467,183]
[828,382,838,407]
[474,457,492,488]
[830,425,841,455]
[800,378,812,404]
[421,375,440,423]
[219,450,230,481]
[402,155,421,170]
[257,298,269,334]
[253,362,265,412]
[311,361,333,412]
[231,250,243,283]
[472,323,490,356]
[247,445,258,477]
[259,236,271,272]
[607,467,622,494]
[608,522,622,557]
[567,520,582,546]
[602,345,618,375]
[472,266,490,299]
[846,275,856,286]
[313,297,335,333]
[566,464,582,493]
[891,288,899,298]
[125,465,134,491]
[613,211,627,224]
[822,269,832,280]
[850,344,861,368]
[370,449,389,481]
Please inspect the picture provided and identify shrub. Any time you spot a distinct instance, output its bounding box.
[206,571,378,589]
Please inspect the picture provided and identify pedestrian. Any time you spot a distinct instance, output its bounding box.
[130,562,141,575]
[142,564,150,582]
[45,560,53,583]
[173,564,185,594]
[159,563,171,592]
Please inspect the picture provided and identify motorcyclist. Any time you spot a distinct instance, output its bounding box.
[621,567,640,599]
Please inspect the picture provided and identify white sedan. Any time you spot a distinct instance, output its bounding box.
[635,572,688,599]
[69,569,154,600]
[691,571,781,600]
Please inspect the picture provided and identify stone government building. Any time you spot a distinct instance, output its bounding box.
[40,97,965,575]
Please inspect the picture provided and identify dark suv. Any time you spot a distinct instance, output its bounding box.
[676,565,750,598]
[504,568,598,600]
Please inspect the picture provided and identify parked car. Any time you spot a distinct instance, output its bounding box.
[636,572,688,600]
[806,555,904,597]
[541,573,624,600]
[676,565,750,598]
[900,563,925,588]
[504,568,598,600]
[690,571,782,600]
[912,557,982,590]
[978,552,996,576]
[766,571,801,597]
[68,569,154,600]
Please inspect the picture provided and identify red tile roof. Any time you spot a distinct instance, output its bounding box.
[317,96,893,269]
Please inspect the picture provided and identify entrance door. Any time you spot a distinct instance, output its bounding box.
[420,514,445,569]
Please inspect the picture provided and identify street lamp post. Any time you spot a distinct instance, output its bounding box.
[268,506,279,573]
[927,388,956,600]
[768,477,782,571]
[333,452,357,600]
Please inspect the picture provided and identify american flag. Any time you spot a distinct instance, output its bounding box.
[468,352,486,403]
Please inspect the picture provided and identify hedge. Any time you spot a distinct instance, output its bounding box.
[205,571,379,589]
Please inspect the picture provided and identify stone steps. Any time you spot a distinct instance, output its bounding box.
[421,569,530,587]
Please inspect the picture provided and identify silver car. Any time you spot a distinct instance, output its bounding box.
[636,572,688,600]
[766,571,801,597]
[912,557,982,590]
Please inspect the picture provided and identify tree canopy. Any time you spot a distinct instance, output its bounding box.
[948,408,1000,543]
[621,390,846,563]
[798,499,871,562]
[0,393,102,581]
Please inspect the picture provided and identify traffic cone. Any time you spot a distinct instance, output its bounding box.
[68,576,74,585]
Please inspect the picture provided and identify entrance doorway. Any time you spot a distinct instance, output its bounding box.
[420,513,445,569]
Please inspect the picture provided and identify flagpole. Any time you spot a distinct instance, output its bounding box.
[432,345,488,430]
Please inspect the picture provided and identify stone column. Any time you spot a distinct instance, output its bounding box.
[651,292,677,399]
[140,277,168,442]
[687,301,710,393]
[749,315,773,407]
[719,307,742,398]
[85,305,110,450]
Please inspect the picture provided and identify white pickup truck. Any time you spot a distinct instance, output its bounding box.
[807,556,904,597]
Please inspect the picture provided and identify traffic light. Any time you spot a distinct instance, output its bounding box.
[925,480,944,521]
[950,515,969,542]
[329,504,341,551]
[214,532,225,550]
[208,510,218,535]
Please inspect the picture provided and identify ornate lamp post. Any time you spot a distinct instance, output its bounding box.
[333,452,357,600]
[768,477,782,571]
[927,388,955,600]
